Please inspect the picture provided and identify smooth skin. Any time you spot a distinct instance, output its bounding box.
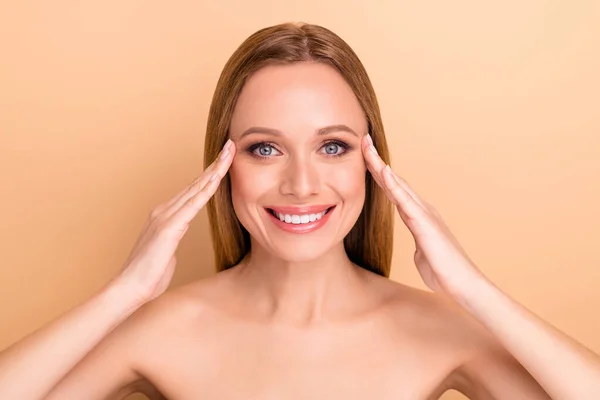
[1,63,600,399]
[1,135,592,400]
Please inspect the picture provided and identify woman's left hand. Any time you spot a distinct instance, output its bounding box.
[361,134,487,299]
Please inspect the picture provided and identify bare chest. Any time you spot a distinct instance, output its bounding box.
[139,323,463,399]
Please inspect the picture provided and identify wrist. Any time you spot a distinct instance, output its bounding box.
[99,278,148,316]
[449,271,499,313]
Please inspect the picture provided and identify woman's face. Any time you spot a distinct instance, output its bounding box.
[228,62,368,263]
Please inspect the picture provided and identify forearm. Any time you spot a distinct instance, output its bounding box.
[0,281,142,400]
[458,277,600,400]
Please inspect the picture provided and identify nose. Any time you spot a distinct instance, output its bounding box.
[279,155,321,199]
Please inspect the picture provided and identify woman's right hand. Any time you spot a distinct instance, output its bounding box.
[112,138,235,306]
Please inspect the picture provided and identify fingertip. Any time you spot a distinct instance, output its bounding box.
[219,148,230,161]
[370,144,378,156]
[228,139,237,152]
[226,140,237,162]
[360,135,369,152]
[361,137,378,158]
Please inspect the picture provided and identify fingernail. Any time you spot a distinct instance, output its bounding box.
[370,144,378,155]
[366,134,373,146]
[223,139,232,150]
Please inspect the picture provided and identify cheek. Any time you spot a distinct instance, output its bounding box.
[229,161,264,229]
[324,159,366,200]
[229,159,274,204]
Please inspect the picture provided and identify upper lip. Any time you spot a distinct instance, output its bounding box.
[266,205,336,215]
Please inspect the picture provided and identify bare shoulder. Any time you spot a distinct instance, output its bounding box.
[43,280,222,400]
[369,273,513,360]
[361,271,481,344]
[152,268,239,318]
[132,268,249,346]
[366,274,548,398]
[131,271,234,340]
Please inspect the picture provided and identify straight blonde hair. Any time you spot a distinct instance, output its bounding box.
[203,22,394,277]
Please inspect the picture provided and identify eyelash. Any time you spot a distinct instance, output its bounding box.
[246,140,351,160]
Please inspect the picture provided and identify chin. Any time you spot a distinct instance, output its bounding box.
[267,241,336,264]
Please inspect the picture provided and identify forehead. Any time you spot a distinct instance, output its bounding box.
[229,62,367,138]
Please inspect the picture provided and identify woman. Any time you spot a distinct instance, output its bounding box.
[0,22,598,400]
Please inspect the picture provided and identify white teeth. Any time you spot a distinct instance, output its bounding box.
[274,209,329,224]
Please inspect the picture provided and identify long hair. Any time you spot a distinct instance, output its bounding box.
[203,22,394,277]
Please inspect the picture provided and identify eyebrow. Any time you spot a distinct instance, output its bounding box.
[238,124,359,139]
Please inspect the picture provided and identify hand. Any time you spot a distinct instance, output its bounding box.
[111,139,235,305]
[361,134,486,298]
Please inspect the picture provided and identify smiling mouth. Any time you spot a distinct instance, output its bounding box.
[266,206,335,224]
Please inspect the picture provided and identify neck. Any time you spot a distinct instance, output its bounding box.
[234,241,368,326]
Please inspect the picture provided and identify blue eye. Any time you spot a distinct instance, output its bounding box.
[323,142,343,155]
[323,140,350,157]
[248,143,281,158]
[257,144,274,156]
[246,140,351,160]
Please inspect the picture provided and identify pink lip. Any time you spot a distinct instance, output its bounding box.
[266,204,335,214]
[265,205,336,234]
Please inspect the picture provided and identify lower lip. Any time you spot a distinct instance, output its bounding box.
[266,206,335,234]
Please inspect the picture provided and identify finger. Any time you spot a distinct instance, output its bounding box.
[360,134,395,199]
[165,140,235,217]
[162,139,234,211]
[382,165,425,222]
[384,167,428,210]
[361,134,429,210]
[168,168,224,229]
[361,134,386,186]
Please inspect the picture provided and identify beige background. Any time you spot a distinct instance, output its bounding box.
[1,1,599,399]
